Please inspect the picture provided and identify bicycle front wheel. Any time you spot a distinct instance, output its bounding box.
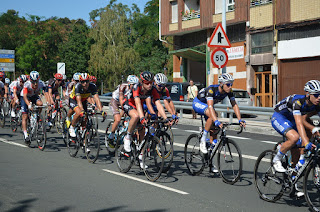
[36,115,47,151]
[304,162,320,212]
[143,136,164,182]
[105,121,116,154]
[217,138,242,184]
[56,108,67,134]
[67,128,80,157]
[0,108,5,128]
[115,132,133,173]
[254,149,285,202]
[158,131,174,173]
[85,127,100,163]
[184,134,204,176]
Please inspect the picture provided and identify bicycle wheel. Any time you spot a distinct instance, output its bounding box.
[67,126,80,157]
[184,134,205,176]
[85,125,100,163]
[158,131,174,173]
[105,121,116,154]
[36,115,47,151]
[10,115,18,132]
[55,108,67,134]
[61,117,68,146]
[0,107,5,128]
[254,149,285,202]
[143,136,165,182]
[217,138,242,184]
[304,162,320,212]
[115,132,133,173]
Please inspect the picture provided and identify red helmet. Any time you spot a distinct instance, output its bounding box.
[0,72,4,78]
[54,73,63,80]
[79,73,90,81]
[90,76,97,83]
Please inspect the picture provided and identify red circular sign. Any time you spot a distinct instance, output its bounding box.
[210,48,228,68]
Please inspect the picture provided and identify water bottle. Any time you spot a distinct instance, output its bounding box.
[31,113,36,127]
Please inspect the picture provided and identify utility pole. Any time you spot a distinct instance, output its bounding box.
[222,0,226,74]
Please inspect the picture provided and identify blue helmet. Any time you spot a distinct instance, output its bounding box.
[30,71,40,81]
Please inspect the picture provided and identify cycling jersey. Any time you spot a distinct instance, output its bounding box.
[274,94,320,117]
[125,83,160,108]
[272,95,320,136]
[20,80,45,97]
[112,83,130,102]
[155,86,171,101]
[0,81,4,91]
[66,81,76,97]
[197,84,235,104]
[46,78,65,94]
[9,80,23,99]
[69,82,97,102]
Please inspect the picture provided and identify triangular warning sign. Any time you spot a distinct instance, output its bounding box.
[208,23,231,48]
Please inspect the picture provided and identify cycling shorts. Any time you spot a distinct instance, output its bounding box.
[21,95,41,113]
[69,98,87,111]
[143,103,157,115]
[110,98,121,116]
[122,99,136,115]
[271,112,297,136]
[193,97,208,116]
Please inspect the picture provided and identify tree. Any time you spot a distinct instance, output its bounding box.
[89,2,139,92]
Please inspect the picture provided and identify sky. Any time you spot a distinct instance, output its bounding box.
[0,0,149,25]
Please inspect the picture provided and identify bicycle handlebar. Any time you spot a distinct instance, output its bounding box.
[210,122,244,135]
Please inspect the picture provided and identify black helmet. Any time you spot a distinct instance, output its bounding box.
[140,71,154,82]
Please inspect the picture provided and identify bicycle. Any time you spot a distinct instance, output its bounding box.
[254,136,320,212]
[184,115,243,184]
[0,98,6,128]
[26,105,47,150]
[10,103,22,132]
[66,106,105,163]
[46,98,67,134]
[115,120,165,182]
[105,115,130,154]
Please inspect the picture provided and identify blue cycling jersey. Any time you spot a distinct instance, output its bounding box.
[197,84,236,104]
[274,94,320,118]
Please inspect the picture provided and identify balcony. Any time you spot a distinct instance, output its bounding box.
[181,10,200,21]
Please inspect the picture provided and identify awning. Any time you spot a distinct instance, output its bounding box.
[169,48,206,62]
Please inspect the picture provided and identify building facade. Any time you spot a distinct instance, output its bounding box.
[160,0,320,107]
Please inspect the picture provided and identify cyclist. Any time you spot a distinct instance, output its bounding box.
[21,71,45,144]
[151,73,178,122]
[45,73,66,126]
[68,73,106,143]
[122,71,169,169]
[193,73,246,156]
[106,75,139,147]
[0,72,5,106]
[4,78,10,101]
[9,75,27,117]
[65,73,80,128]
[272,80,320,173]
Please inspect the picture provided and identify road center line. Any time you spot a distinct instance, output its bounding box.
[102,169,189,195]
[0,138,27,148]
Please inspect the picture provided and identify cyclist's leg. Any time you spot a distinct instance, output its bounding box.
[68,98,81,137]
[21,96,29,140]
[122,101,139,152]
[110,98,121,135]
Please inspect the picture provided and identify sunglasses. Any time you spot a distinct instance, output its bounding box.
[225,83,233,87]
[313,93,320,98]
[81,80,89,84]
[157,84,166,87]
[31,80,38,84]
[143,81,152,85]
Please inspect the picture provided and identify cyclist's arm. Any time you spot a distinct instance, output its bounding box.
[48,88,54,105]
[206,99,218,122]
[76,95,84,111]
[232,102,241,121]
[134,97,144,119]
[13,88,19,100]
[163,99,175,116]
[4,85,8,99]
[93,93,103,112]
[303,112,318,134]
[155,99,168,119]
[294,114,309,146]
[23,89,31,108]
[145,98,156,115]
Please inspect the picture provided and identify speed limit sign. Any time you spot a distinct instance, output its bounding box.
[211,48,228,68]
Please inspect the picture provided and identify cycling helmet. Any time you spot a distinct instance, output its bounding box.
[127,75,139,85]
[5,78,10,84]
[90,75,97,83]
[304,80,320,94]
[79,73,89,81]
[19,75,27,82]
[73,72,80,81]
[154,73,168,85]
[140,71,154,83]
[218,73,234,84]
[0,72,4,78]
[54,73,63,80]
[29,71,40,81]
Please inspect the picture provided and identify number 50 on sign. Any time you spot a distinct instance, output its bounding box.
[210,48,228,69]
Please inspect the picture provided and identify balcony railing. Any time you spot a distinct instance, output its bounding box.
[181,10,200,21]
[250,0,272,7]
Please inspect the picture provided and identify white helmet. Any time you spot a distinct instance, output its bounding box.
[19,75,27,82]
[304,80,320,94]
[5,78,10,84]
[30,71,40,81]
[154,73,168,85]
[73,72,80,81]
[127,75,139,85]
[218,73,234,84]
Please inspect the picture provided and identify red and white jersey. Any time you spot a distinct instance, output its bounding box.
[9,80,23,93]
[20,80,45,97]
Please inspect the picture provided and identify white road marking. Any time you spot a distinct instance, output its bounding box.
[227,135,249,140]
[102,169,189,195]
[184,130,199,133]
[260,140,278,145]
[0,138,28,148]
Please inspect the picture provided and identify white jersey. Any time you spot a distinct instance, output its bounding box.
[20,80,45,97]
[112,83,130,102]
[9,80,23,93]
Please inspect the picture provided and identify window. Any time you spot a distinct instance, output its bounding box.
[182,0,200,21]
[227,23,246,43]
[215,0,235,14]
[251,31,273,54]
[279,24,320,41]
[250,0,272,7]
[171,1,178,23]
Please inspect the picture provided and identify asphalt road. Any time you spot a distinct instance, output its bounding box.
[0,116,311,212]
